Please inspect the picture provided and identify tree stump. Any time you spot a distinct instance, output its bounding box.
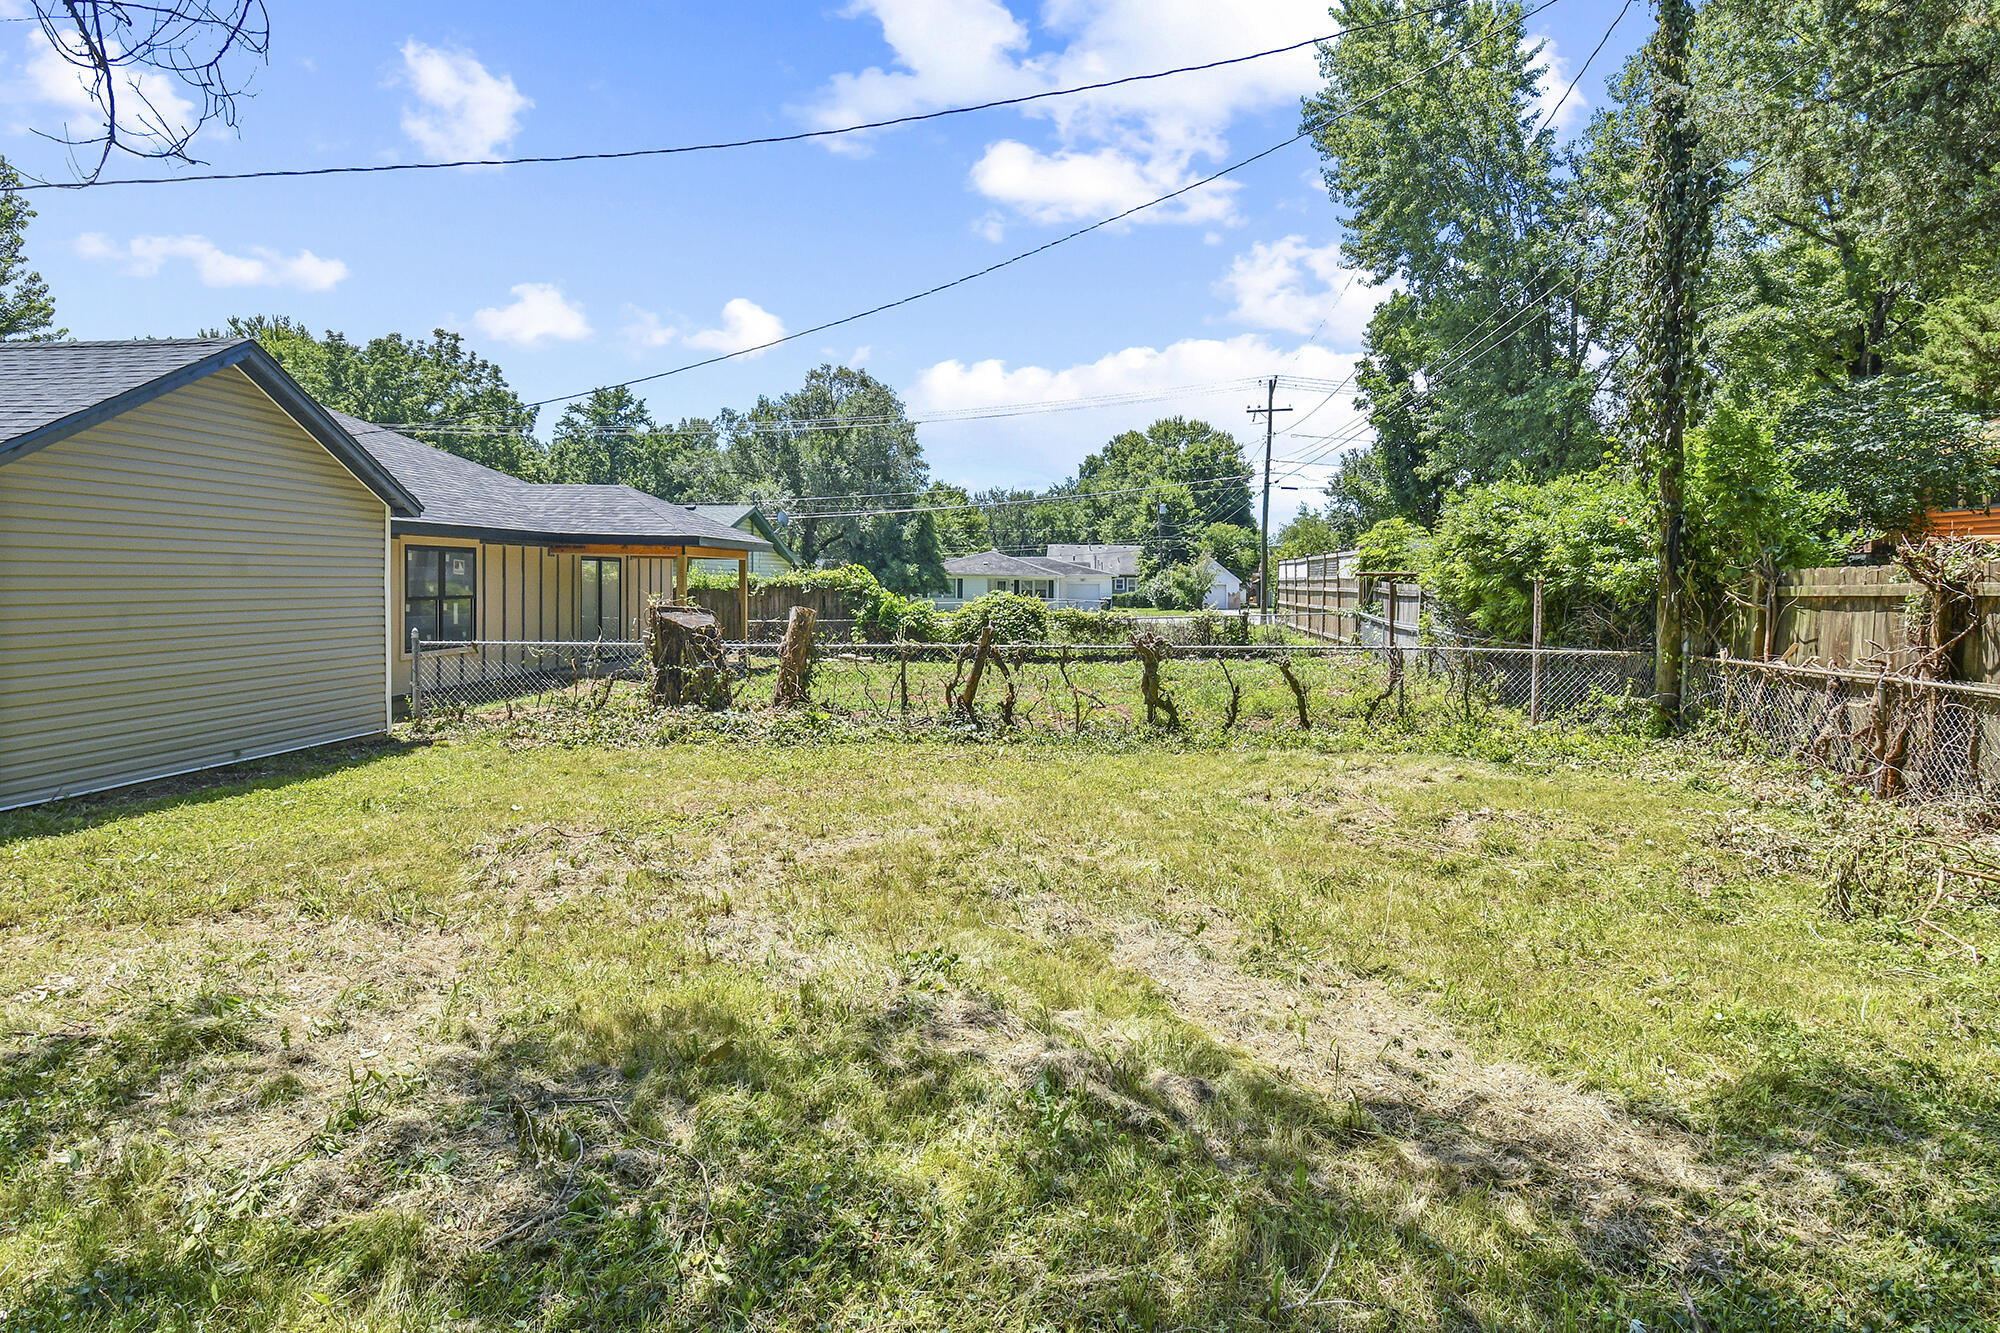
[648,606,732,710]
[772,605,817,708]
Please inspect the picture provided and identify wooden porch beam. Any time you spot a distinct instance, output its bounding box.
[737,554,750,641]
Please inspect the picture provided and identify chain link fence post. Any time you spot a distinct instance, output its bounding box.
[410,629,423,720]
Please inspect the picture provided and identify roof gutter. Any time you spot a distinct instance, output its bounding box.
[394,518,772,551]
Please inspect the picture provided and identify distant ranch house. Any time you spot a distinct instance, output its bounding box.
[0,336,767,811]
[939,550,1115,608]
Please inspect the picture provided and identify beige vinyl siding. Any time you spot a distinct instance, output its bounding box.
[0,367,389,810]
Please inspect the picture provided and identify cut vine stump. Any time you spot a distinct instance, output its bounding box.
[772,606,816,708]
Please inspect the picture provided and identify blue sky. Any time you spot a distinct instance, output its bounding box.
[1,1,1644,522]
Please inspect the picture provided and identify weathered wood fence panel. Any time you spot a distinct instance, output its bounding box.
[1730,561,2000,684]
[1274,554,1426,643]
[686,585,854,642]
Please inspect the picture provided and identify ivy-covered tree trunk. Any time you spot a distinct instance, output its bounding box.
[1636,0,1716,733]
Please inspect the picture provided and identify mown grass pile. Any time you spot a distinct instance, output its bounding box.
[2,718,1996,1330]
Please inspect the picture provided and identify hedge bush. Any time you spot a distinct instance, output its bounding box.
[944,593,1050,643]
[1050,607,1139,642]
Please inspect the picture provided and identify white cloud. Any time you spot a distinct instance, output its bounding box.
[807,0,1329,228]
[74,232,348,290]
[620,306,678,349]
[398,40,530,159]
[1525,34,1589,135]
[618,298,787,357]
[970,140,1237,226]
[909,332,1368,508]
[471,282,591,347]
[1216,236,1392,342]
[682,298,786,357]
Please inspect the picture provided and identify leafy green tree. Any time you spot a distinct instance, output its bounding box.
[1914,276,2000,415]
[919,481,991,556]
[1074,417,1253,570]
[1776,374,1991,531]
[546,386,724,501]
[1306,0,1612,505]
[1273,508,1346,560]
[0,158,60,340]
[1319,448,1397,545]
[1198,522,1260,581]
[722,365,943,592]
[1354,517,1428,573]
[976,483,1088,554]
[221,316,542,477]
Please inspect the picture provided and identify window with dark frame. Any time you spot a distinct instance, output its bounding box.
[405,547,476,646]
[580,556,622,641]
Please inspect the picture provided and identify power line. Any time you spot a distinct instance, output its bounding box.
[11,8,1465,192]
[376,375,1268,438]
[795,470,1256,521]
[400,0,1561,428]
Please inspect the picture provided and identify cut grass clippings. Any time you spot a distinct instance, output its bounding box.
[1,719,1997,1331]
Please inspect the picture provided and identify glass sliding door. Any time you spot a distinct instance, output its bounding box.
[580,556,622,640]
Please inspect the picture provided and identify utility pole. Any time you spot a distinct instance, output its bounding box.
[1247,377,1292,616]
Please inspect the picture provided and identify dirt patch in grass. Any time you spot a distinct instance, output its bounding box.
[1027,893,1734,1272]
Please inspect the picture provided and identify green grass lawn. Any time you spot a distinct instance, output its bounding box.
[1,721,1996,1331]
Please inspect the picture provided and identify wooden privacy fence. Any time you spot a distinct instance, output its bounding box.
[1274,554,1423,643]
[687,585,852,642]
[1731,561,2000,685]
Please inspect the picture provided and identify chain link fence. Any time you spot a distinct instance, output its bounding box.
[408,639,2000,804]
[411,638,1653,732]
[1687,656,2000,802]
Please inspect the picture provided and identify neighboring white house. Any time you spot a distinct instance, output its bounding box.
[1047,543,1143,597]
[685,505,797,577]
[1048,543,1246,610]
[938,550,1113,608]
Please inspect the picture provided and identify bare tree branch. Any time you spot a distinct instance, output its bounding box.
[28,1,269,182]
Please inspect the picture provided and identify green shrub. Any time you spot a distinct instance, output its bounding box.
[1050,607,1140,642]
[1184,610,1251,646]
[759,564,940,642]
[1110,590,1157,610]
[1138,561,1215,611]
[946,593,1050,643]
[1426,470,1655,645]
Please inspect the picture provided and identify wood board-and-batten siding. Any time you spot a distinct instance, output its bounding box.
[389,539,681,694]
[0,367,391,811]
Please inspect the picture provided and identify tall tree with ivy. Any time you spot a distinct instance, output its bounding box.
[0,158,60,340]
[1634,0,1717,729]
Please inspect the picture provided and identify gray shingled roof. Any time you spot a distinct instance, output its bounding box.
[1047,543,1141,577]
[335,412,768,550]
[0,337,238,443]
[0,338,420,514]
[944,549,1105,579]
